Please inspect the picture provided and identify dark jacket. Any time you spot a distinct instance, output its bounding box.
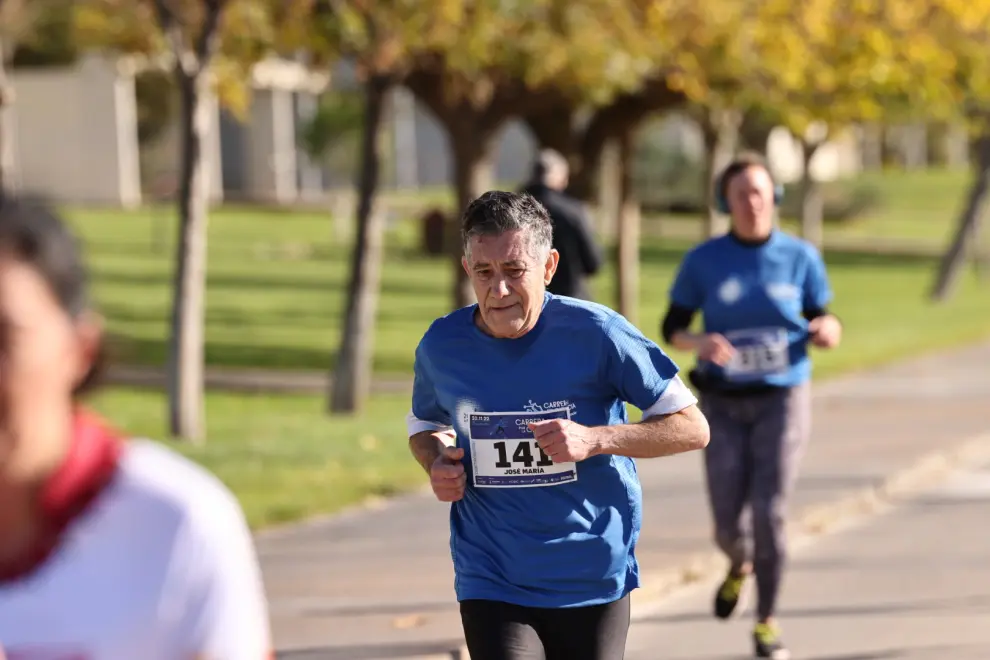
[522,183,604,300]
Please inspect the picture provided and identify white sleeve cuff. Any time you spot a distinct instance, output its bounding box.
[406,410,454,437]
[642,374,698,419]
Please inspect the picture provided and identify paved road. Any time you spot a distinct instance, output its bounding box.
[626,460,990,659]
[263,342,990,659]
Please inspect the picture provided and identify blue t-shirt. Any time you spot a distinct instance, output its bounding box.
[411,293,682,608]
[668,231,833,389]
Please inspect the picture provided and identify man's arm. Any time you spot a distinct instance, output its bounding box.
[594,403,709,459]
[530,375,708,463]
[601,314,710,458]
[408,420,465,503]
[407,336,455,473]
[594,372,708,459]
[408,427,456,474]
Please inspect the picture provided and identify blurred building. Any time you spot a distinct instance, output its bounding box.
[7,53,328,208]
[5,52,966,209]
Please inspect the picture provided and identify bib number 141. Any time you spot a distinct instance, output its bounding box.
[493,440,554,469]
[468,408,578,488]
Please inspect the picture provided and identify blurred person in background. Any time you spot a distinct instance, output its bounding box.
[660,154,842,660]
[521,149,603,300]
[0,195,271,659]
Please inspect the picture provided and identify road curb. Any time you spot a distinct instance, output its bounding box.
[627,430,990,621]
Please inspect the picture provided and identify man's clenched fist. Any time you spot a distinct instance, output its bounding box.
[431,445,466,502]
[528,418,601,463]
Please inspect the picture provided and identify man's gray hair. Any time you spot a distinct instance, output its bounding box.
[461,191,553,260]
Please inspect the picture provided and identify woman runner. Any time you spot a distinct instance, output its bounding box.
[661,154,842,660]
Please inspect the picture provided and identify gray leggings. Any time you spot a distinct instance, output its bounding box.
[700,382,812,620]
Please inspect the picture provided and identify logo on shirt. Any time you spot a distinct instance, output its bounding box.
[524,399,578,418]
[457,398,578,434]
[456,398,481,426]
[766,282,800,301]
[718,276,744,305]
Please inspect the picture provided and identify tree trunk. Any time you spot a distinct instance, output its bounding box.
[166,73,211,442]
[523,106,612,203]
[522,107,576,162]
[0,39,14,190]
[927,121,949,167]
[329,75,391,414]
[971,213,988,281]
[799,141,824,249]
[614,129,639,324]
[702,135,721,238]
[450,132,495,309]
[701,123,726,238]
[597,139,621,238]
[859,123,884,171]
[700,109,741,238]
[569,112,615,201]
[739,110,775,157]
[930,133,990,301]
[567,81,685,201]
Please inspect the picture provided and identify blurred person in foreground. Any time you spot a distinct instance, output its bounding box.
[407,190,710,660]
[0,195,271,659]
[661,153,842,660]
[520,149,603,300]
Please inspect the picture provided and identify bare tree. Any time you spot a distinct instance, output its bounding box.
[329,73,392,413]
[0,32,13,190]
[930,128,990,302]
[613,128,640,324]
[797,126,830,251]
[154,0,228,442]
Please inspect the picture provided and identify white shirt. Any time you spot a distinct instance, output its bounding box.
[0,440,271,660]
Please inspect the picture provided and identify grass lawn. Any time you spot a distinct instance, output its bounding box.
[644,168,981,246]
[66,169,984,376]
[88,388,421,529]
[811,168,975,242]
[69,169,990,529]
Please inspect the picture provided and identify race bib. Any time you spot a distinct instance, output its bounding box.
[468,408,577,488]
[723,327,790,380]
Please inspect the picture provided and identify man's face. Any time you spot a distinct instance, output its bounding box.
[462,229,558,339]
[726,165,776,239]
[547,168,569,191]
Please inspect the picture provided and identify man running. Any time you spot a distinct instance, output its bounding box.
[407,191,710,660]
[661,153,842,659]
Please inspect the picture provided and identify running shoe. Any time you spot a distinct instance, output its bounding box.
[713,569,747,619]
[753,622,790,659]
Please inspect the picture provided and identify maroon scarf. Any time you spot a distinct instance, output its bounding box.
[0,410,122,584]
